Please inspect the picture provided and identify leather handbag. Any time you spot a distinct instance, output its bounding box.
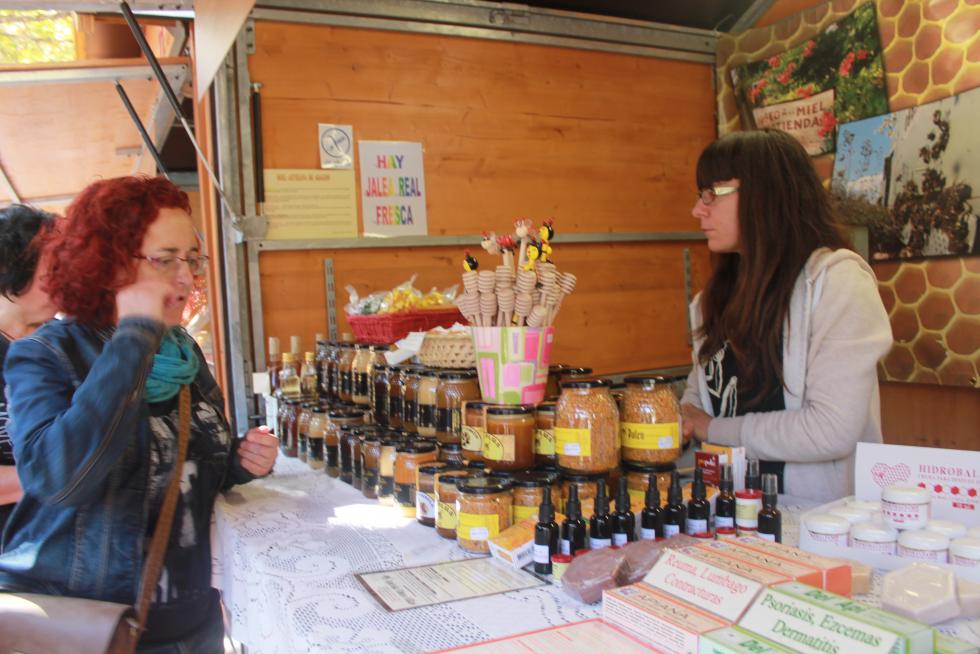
[0,385,193,654]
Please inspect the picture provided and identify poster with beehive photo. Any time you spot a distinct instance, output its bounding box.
[729,1,889,155]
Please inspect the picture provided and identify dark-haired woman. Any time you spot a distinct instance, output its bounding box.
[0,204,57,532]
[680,129,892,502]
[0,176,277,651]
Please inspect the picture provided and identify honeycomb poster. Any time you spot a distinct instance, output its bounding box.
[729,1,888,155]
[832,87,980,260]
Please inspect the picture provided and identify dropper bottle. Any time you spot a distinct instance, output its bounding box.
[640,474,664,541]
[663,471,687,538]
[612,477,636,545]
[757,473,782,543]
[736,459,763,536]
[589,479,612,550]
[561,484,587,555]
[533,490,560,574]
[686,468,710,536]
[715,463,736,537]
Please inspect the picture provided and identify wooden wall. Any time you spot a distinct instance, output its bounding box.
[250,21,716,373]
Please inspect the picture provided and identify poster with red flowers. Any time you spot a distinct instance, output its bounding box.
[730,1,888,156]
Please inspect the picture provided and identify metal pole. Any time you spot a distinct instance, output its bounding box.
[251,84,265,205]
[118,0,242,229]
[115,82,170,179]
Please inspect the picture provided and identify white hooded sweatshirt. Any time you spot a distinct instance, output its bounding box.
[682,248,893,502]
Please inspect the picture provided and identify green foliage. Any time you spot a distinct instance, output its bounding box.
[0,10,76,64]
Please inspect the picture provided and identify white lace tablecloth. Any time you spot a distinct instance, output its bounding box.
[212,457,600,654]
[212,460,980,652]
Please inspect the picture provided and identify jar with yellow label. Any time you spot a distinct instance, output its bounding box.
[416,370,440,438]
[386,366,405,430]
[337,343,356,403]
[307,406,328,470]
[462,401,487,463]
[554,380,620,474]
[456,478,513,554]
[435,370,481,445]
[416,462,451,526]
[361,435,382,499]
[560,471,605,519]
[624,461,676,512]
[534,402,557,466]
[394,441,439,517]
[620,376,681,465]
[401,366,422,435]
[511,474,560,524]
[483,406,535,471]
[435,471,474,540]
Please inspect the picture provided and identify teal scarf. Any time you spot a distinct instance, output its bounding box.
[145,328,200,403]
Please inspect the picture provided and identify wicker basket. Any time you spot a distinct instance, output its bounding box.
[417,330,476,368]
[346,308,464,344]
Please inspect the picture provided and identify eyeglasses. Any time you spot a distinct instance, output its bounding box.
[135,254,210,277]
[696,185,739,205]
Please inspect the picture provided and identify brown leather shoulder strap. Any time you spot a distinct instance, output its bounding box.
[134,384,192,631]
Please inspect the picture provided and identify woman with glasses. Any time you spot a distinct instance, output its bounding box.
[680,129,891,502]
[0,204,58,533]
[0,176,277,652]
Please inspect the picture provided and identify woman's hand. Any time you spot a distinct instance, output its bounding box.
[238,426,278,477]
[681,403,712,443]
[116,280,175,323]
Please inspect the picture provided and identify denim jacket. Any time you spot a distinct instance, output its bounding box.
[0,316,254,603]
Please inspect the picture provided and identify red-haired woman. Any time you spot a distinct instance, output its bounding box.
[680,129,892,502]
[0,176,277,652]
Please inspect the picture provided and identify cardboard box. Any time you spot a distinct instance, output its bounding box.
[935,632,980,654]
[733,536,852,595]
[683,545,791,587]
[700,626,795,654]
[644,548,763,622]
[699,540,825,590]
[774,581,934,654]
[603,583,729,654]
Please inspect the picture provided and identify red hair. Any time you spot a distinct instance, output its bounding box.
[44,176,191,327]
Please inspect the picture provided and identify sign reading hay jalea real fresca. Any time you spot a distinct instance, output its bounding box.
[358,140,428,237]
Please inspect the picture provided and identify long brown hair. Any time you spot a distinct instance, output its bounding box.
[696,128,848,407]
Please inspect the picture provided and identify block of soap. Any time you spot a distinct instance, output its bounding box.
[848,559,873,595]
[957,577,980,618]
[882,563,960,625]
[936,632,980,654]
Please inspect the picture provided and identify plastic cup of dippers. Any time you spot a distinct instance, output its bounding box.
[881,485,931,530]
[897,530,949,563]
[804,513,851,546]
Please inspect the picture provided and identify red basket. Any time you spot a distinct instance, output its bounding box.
[346,308,465,344]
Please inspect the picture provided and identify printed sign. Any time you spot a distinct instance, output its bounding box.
[318,123,354,169]
[358,140,428,236]
[752,89,836,156]
[262,169,357,240]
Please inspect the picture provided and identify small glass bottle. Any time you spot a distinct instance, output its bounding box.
[640,474,664,540]
[301,352,319,401]
[589,479,612,550]
[307,406,327,470]
[314,334,329,398]
[612,477,636,546]
[686,468,710,536]
[560,484,587,555]
[534,492,560,575]
[278,352,301,400]
[372,363,390,427]
[296,402,313,463]
[757,473,782,543]
[736,459,763,536]
[715,463,736,532]
[663,471,686,538]
[268,336,282,395]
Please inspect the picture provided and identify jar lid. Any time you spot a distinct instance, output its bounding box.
[457,477,512,494]
[623,376,670,385]
[926,520,966,539]
[558,367,593,376]
[882,485,931,504]
[438,370,479,380]
[485,405,535,416]
[363,435,381,444]
[440,443,462,452]
[534,464,560,474]
[465,401,488,411]
[536,402,556,412]
[300,402,315,408]
[312,406,326,413]
[898,529,949,551]
[419,369,441,378]
[845,498,881,512]
[396,441,437,454]
[548,364,568,372]
[418,462,450,475]
[804,513,851,535]
[438,472,473,486]
[339,342,355,348]
[828,506,873,525]
[558,469,608,482]
[380,436,402,446]
[559,379,610,389]
[511,473,551,488]
[622,461,677,474]
[285,398,301,405]
[468,461,487,469]
[488,469,517,479]
[850,522,898,543]
[950,537,980,559]
[551,553,573,564]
